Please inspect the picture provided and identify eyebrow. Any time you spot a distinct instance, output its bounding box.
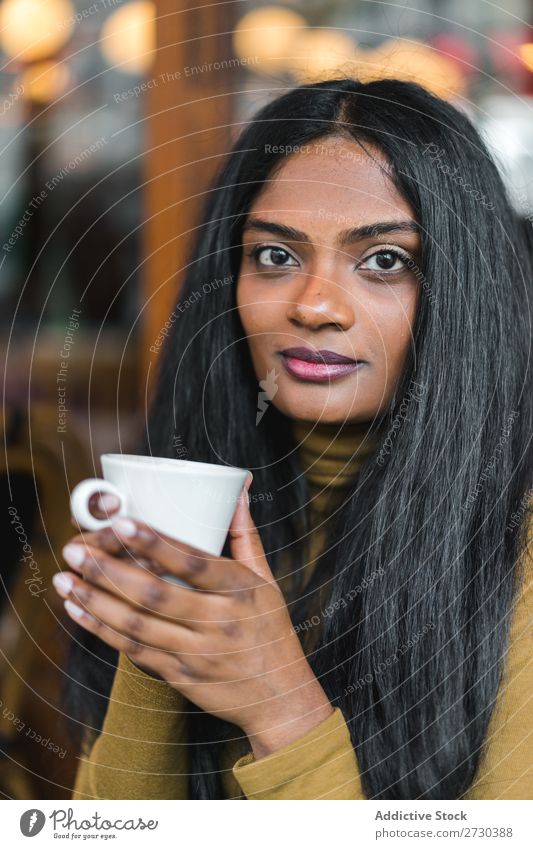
[242,216,421,247]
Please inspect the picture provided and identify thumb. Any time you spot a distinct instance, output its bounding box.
[228,475,274,583]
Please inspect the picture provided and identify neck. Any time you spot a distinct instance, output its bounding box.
[291,417,382,491]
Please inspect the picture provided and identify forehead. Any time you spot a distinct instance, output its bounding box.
[248,138,413,225]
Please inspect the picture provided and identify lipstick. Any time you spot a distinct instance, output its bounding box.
[279,347,364,383]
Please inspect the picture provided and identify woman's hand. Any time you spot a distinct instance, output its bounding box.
[54,479,333,758]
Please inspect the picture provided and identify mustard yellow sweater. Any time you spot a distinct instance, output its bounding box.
[72,420,533,800]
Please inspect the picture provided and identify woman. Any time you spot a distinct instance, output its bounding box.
[56,78,533,800]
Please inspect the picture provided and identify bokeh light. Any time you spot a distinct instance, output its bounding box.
[100,0,156,75]
[233,6,307,74]
[0,0,74,63]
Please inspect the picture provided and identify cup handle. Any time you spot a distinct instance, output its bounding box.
[70,478,127,531]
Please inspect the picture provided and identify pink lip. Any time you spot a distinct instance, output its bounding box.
[279,353,364,382]
[280,346,358,364]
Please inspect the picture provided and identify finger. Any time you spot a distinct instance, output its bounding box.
[228,476,275,584]
[88,492,122,520]
[53,570,202,657]
[66,529,160,567]
[69,492,122,532]
[60,543,224,627]
[94,518,255,594]
[60,595,173,678]
[62,595,210,686]
[66,530,106,550]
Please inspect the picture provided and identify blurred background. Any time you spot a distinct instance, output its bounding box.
[1,0,533,799]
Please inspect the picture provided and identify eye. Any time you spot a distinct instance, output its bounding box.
[246,245,299,269]
[358,248,412,274]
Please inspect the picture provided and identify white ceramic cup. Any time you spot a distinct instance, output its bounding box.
[69,454,252,586]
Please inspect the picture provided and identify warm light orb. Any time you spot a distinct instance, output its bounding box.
[350,39,466,100]
[518,43,533,72]
[286,28,356,82]
[0,0,74,62]
[233,6,307,74]
[20,60,70,102]
[100,0,156,75]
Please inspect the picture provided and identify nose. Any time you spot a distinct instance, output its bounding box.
[286,273,355,331]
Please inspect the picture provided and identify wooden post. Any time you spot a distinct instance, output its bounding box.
[140,0,238,402]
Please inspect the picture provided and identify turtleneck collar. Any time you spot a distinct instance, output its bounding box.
[291,417,381,491]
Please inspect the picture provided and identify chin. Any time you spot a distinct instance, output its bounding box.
[292,398,383,425]
[270,395,353,425]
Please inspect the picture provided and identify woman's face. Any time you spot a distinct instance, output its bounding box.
[236,137,422,425]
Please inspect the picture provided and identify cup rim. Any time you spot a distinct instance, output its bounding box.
[101,453,250,477]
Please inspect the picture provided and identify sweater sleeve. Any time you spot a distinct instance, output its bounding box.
[464,520,533,800]
[232,706,366,800]
[72,652,189,800]
[233,514,533,801]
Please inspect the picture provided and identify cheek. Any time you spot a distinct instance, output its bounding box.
[236,278,281,335]
[236,280,277,376]
[368,288,418,365]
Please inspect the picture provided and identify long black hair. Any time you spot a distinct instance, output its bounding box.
[64,78,533,799]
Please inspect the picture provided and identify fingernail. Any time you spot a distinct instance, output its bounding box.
[62,544,86,568]
[98,493,120,512]
[245,473,253,490]
[64,599,90,620]
[110,517,137,537]
[53,572,74,596]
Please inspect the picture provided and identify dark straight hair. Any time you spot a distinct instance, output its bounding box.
[64,78,533,799]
